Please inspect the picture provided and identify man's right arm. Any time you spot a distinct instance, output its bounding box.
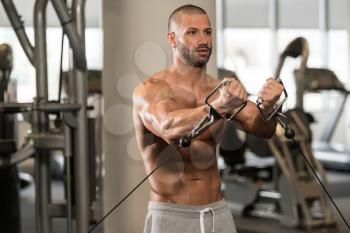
[132,81,210,145]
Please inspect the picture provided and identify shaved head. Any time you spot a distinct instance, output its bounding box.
[168,4,208,32]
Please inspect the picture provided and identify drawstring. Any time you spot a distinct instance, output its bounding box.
[199,207,215,233]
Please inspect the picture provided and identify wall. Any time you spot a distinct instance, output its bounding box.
[102,1,217,232]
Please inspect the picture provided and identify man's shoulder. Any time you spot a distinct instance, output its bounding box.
[133,70,169,98]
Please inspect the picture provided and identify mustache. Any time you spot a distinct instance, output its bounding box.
[195,45,211,50]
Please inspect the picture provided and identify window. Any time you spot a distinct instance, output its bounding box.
[221,0,349,144]
[0,27,102,102]
[329,30,348,84]
[223,28,272,95]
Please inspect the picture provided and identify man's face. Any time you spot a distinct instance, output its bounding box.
[173,14,212,67]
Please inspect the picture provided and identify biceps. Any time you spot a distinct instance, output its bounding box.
[136,99,179,137]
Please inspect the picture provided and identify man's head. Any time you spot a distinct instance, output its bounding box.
[167,5,212,68]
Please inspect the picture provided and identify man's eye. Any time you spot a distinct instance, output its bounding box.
[188,31,196,35]
[205,31,212,36]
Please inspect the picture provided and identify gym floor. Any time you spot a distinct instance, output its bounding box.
[235,170,350,233]
[20,171,350,233]
[20,179,103,233]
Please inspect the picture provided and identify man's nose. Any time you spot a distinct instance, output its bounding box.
[197,33,209,46]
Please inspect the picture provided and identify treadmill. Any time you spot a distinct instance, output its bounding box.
[296,67,350,171]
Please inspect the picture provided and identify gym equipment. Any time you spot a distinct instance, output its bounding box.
[179,79,247,148]
[0,43,13,92]
[221,37,336,229]
[0,1,103,233]
[0,42,21,233]
[294,67,350,171]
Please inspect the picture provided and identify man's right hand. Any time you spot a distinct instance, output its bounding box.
[211,77,248,115]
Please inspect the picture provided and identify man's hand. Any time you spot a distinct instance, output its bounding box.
[211,77,248,115]
[258,78,285,113]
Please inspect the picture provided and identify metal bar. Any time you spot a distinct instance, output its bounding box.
[34,150,51,233]
[47,203,71,217]
[0,102,81,113]
[2,143,35,167]
[31,133,64,149]
[269,0,279,70]
[40,102,81,112]
[50,0,87,71]
[319,0,329,67]
[267,139,299,225]
[10,144,34,163]
[306,143,334,224]
[33,1,51,233]
[34,0,49,102]
[0,0,35,64]
[72,0,90,233]
[64,122,73,233]
[0,102,32,113]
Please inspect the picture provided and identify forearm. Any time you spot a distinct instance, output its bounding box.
[234,101,277,138]
[156,105,211,144]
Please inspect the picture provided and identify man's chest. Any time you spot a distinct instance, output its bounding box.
[167,85,215,108]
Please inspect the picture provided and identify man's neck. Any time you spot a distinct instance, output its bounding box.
[169,58,208,86]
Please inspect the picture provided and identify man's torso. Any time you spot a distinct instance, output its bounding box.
[134,70,224,205]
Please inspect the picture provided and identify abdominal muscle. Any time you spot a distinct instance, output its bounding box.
[143,139,223,206]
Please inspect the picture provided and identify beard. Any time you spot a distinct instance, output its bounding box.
[177,41,212,68]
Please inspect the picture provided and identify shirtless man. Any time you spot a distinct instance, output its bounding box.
[133,4,284,233]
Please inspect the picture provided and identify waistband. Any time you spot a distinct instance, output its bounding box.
[148,199,227,217]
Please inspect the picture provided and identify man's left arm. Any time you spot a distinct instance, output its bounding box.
[233,78,284,138]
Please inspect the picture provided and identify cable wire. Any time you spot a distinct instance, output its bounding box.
[291,138,350,231]
[87,152,172,233]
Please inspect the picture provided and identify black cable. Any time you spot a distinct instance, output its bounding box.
[87,152,173,233]
[291,138,350,231]
[280,114,349,230]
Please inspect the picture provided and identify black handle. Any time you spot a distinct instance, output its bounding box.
[179,136,191,148]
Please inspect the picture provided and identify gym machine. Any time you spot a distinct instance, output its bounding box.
[294,67,350,171]
[0,1,103,233]
[0,43,21,233]
[220,37,335,229]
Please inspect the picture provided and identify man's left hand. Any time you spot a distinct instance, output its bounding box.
[257,77,284,113]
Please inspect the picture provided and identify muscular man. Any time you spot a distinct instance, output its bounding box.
[133,4,284,233]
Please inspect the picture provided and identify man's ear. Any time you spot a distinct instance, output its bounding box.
[167,32,177,48]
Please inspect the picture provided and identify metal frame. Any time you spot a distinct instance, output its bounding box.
[267,111,335,228]
[275,37,309,110]
[0,1,90,233]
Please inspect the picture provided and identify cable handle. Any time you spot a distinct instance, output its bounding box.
[179,80,247,148]
[256,78,288,122]
[205,80,247,121]
[179,114,214,148]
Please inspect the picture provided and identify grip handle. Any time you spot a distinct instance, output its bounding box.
[256,79,288,122]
